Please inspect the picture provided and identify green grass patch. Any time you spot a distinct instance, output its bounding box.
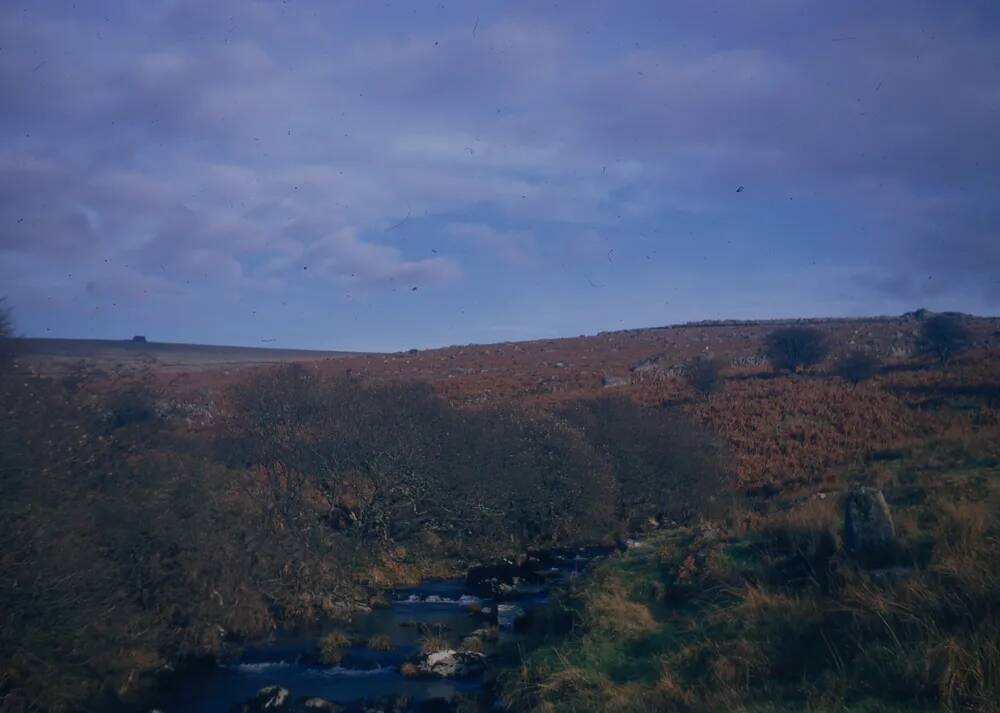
[502,436,1000,713]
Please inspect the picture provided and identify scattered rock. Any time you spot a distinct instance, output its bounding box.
[231,686,291,712]
[300,697,346,711]
[601,374,629,388]
[461,625,498,652]
[496,603,527,629]
[405,649,487,678]
[844,487,896,565]
[465,558,540,597]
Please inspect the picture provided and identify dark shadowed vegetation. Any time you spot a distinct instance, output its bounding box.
[683,356,723,396]
[837,350,880,384]
[921,314,972,365]
[765,326,829,373]
[556,397,732,531]
[222,365,625,547]
[0,364,725,713]
[0,297,18,370]
[502,435,1000,713]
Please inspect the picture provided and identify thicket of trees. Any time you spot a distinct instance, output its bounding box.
[0,364,729,713]
[0,373,366,713]
[223,366,625,547]
[557,397,732,530]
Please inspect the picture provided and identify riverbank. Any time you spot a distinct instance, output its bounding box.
[154,548,616,712]
[500,435,1000,713]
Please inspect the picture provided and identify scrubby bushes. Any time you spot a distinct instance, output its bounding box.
[225,367,733,548]
[684,356,722,396]
[223,366,621,547]
[223,368,727,551]
[503,438,1000,713]
[0,296,19,371]
[921,313,972,365]
[837,350,880,384]
[101,380,159,431]
[765,326,828,373]
[557,396,733,530]
[0,375,364,713]
[319,631,351,664]
[0,363,732,712]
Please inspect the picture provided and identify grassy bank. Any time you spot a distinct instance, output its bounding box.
[502,434,1000,713]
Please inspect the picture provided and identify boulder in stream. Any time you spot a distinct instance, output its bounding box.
[496,603,527,629]
[231,686,291,712]
[465,559,523,597]
[405,649,487,678]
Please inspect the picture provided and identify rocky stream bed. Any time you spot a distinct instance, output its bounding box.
[153,546,620,713]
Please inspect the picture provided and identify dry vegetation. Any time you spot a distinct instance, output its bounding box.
[1,312,998,712]
[0,361,727,712]
[501,432,1000,713]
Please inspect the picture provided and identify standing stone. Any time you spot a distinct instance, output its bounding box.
[843,487,895,563]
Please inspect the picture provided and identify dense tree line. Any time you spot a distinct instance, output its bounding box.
[222,366,731,546]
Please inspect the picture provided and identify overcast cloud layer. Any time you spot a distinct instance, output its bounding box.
[1,1,998,350]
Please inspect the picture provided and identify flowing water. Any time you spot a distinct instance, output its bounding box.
[156,548,614,712]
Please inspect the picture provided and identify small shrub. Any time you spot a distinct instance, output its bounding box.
[838,351,880,384]
[419,634,451,654]
[0,297,12,337]
[366,634,393,652]
[0,296,20,370]
[103,382,158,430]
[319,630,351,664]
[921,314,972,365]
[684,356,722,396]
[765,326,829,373]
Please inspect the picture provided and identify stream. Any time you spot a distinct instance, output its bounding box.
[155,547,616,712]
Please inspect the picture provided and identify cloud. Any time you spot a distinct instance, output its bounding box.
[1,0,999,346]
[297,227,462,286]
[443,222,536,266]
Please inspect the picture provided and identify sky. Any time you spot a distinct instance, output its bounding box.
[1,1,999,351]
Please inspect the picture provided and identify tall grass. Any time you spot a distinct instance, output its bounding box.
[503,436,1000,712]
